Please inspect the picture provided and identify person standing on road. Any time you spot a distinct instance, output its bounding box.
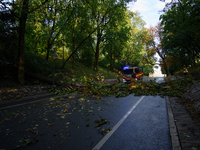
[96,74,100,83]
[116,72,121,83]
[101,73,104,84]
[183,65,188,76]
[132,72,136,79]
[131,72,136,82]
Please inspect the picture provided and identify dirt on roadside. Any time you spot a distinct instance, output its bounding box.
[167,76,200,128]
[181,81,200,128]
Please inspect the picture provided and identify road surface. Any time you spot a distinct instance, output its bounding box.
[106,77,165,84]
[0,88,172,150]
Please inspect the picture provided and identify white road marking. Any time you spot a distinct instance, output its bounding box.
[92,96,145,150]
[0,95,64,110]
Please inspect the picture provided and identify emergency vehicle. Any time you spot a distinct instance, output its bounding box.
[122,66,143,83]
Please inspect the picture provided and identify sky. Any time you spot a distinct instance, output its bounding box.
[127,0,171,28]
[127,0,171,76]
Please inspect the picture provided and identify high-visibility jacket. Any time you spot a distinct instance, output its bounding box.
[184,67,188,73]
[96,76,100,81]
[116,74,120,83]
[101,75,104,83]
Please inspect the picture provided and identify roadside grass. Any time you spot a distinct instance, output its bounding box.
[44,55,117,80]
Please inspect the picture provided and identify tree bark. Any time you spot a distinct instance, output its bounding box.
[94,37,100,71]
[163,59,169,77]
[18,0,29,85]
[110,53,113,71]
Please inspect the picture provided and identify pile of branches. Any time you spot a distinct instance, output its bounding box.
[52,76,194,98]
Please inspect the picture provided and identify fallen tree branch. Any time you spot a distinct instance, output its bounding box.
[25,72,74,91]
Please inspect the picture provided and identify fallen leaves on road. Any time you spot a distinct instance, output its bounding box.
[101,127,112,135]
[64,109,68,113]
[95,118,109,127]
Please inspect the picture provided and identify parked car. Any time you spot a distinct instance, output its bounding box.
[122,66,143,83]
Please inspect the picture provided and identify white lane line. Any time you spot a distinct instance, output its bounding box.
[0,95,63,110]
[92,96,145,150]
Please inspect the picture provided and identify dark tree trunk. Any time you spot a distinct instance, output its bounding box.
[46,41,51,60]
[110,53,113,71]
[72,43,75,69]
[113,49,115,70]
[94,35,101,71]
[94,47,99,71]
[163,60,169,77]
[18,0,29,85]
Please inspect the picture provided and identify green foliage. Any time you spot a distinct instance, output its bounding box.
[0,8,18,64]
[79,47,94,67]
[72,75,195,98]
[1,0,156,82]
[100,10,155,74]
[160,0,200,69]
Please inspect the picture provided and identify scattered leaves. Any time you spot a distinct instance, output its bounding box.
[48,123,56,126]
[64,109,68,113]
[86,123,90,127]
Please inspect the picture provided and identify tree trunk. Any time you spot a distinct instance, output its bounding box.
[18,0,29,85]
[94,40,100,71]
[94,50,99,71]
[63,46,64,65]
[163,60,168,77]
[113,48,115,70]
[72,42,75,69]
[110,53,112,70]
[45,41,51,60]
[94,30,101,71]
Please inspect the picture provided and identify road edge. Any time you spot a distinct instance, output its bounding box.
[166,96,182,150]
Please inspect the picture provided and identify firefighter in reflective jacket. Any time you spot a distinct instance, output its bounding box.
[96,74,100,83]
[101,73,104,84]
[116,72,121,83]
[131,72,136,82]
[132,72,136,78]
[183,65,188,75]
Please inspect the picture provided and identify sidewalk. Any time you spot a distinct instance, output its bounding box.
[166,96,200,150]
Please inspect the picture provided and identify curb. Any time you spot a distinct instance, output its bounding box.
[166,96,182,150]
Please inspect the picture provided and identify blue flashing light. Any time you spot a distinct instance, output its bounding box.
[123,66,129,69]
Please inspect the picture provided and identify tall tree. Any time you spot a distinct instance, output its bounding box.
[0,0,49,84]
[147,23,169,76]
[160,0,200,67]
[84,0,136,71]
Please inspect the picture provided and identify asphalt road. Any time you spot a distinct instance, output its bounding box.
[143,77,165,84]
[0,90,171,150]
[107,76,165,84]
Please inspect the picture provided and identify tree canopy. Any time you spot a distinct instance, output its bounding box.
[1,0,158,84]
[159,0,200,74]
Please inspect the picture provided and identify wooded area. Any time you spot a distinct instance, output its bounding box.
[159,0,200,75]
[0,0,199,84]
